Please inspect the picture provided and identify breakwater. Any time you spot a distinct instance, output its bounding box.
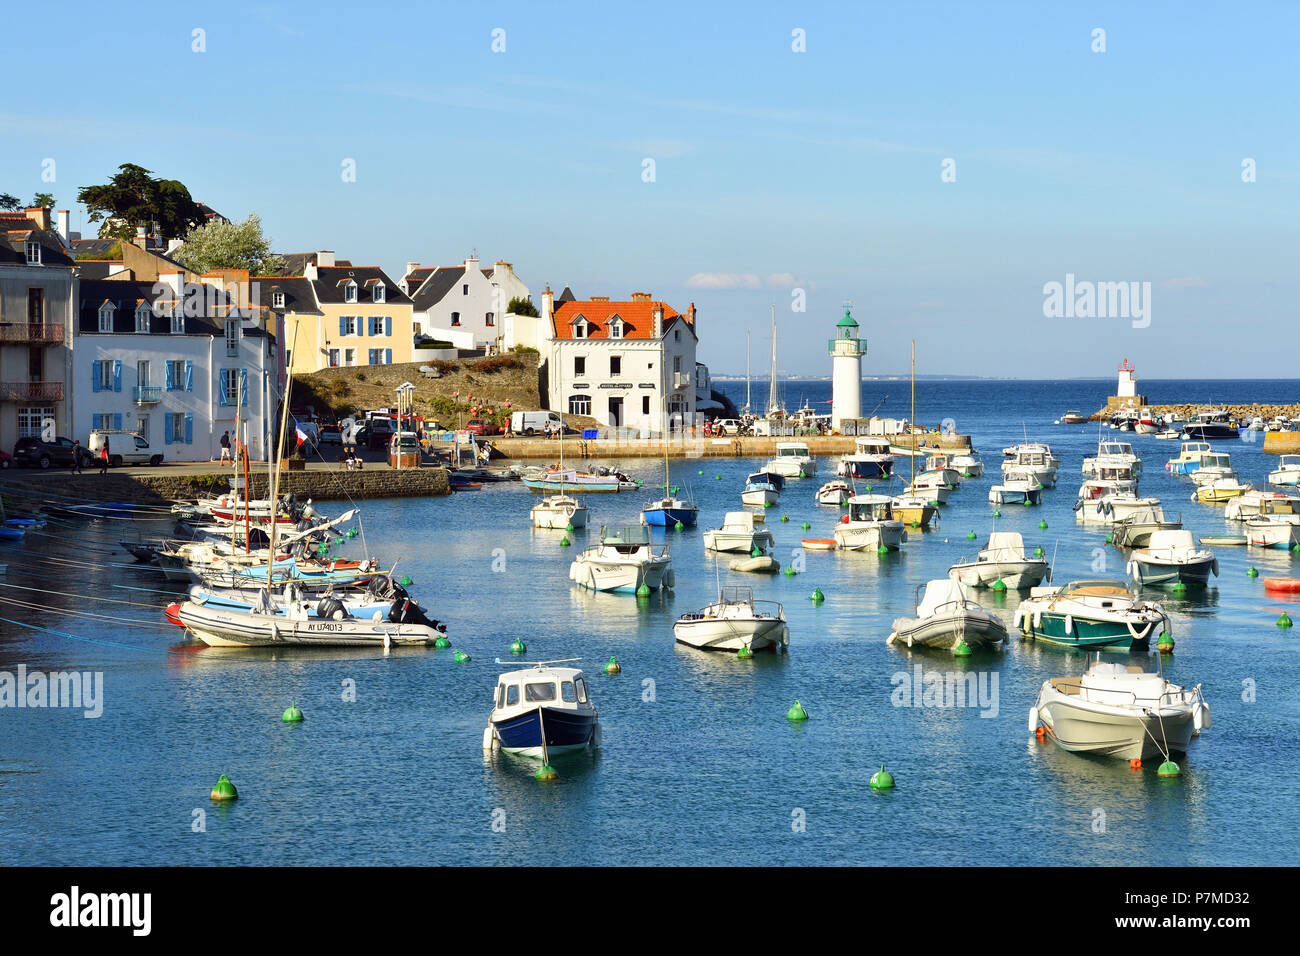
[1091,402,1300,424]
[491,431,971,461]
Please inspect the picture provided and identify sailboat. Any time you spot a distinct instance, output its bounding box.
[891,342,938,529]
[642,359,698,527]
[530,420,589,529]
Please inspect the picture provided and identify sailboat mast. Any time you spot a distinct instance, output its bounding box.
[266,320,301,592]
[231,372,241,555]
[910,341,916,484]
[767,305,778,415]
[745,331,751,414]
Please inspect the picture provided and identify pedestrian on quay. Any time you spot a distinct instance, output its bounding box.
[220,430,232,464]
[98,437,110,475]
[71,440,84,475]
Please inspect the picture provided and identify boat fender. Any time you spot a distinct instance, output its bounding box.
[1032,610,1042,629]
[1126,560,1136,580]
[1211,559,1219,577]
[1028,706,1038,733]
[1064,614,1073,635]
[1012,608,1023,629]
[665,569,676,588]
[1072,499,1082,512]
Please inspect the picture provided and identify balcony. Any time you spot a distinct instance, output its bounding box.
[134,385,163,405]
[0,323,65,344]
[0,381,64,402]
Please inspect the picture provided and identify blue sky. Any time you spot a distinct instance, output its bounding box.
[3,1,1296,377]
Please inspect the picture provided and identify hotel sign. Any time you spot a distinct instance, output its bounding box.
[599,383,633,389]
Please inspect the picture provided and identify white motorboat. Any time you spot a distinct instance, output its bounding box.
[484,663,600,758]
[1076,466,1139,507]
[1031,655,1210,762]
[989,471,1043,505]
[905,474,951,504]
[1186,452,1235,486]
[1002,442,1060,473]
[1110,507,1183,549]
[1243,513,1300,549]
[673,586,789,653]
[1127,530,1217,587]
[1074,493,1163,525]
[1193,475,1250,504]
[569,525,674,593]
[740,469,783,507]
[1002,447,1058,488]
[891,493,938,529]
[1083,440,1142,478]
[923,454,962,487]
[177,592,441,648]
[949,451,984,478]
[948,531,1050,589]
[887,578,1007,651]
[833,494,908,551]
[815,479,852,505]
[1013,580,1169,651]
[765,441,816,478]
[1268,454,1300,487]
[702,511,775,554]
[1166,441,1213,474]
[1224,490,1299,521]
[531,494,589,530]
[837,436,893,479]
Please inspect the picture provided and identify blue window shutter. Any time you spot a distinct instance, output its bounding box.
[113,360,122,392]
[385,348,392,365]
[385,317,392,336]
[165,362,174,391]
[185,414,193,444]
[340,316,347,337]
[219,369,230,406]
[114,413,122,430]
[92,360,102,393]
[239,369,248,406]
[185,360,194,391]
[165,423,172,445]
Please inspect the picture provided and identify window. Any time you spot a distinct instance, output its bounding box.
[344,348,355,367]
[675,330,680,341]
[505,685,519,707]
[166,360,188,391]
[561,681,576,703]
[285,349,292,368]
[137,360,149,387]
[574,356,585,377]
[451,312,460,326]
[25,241,41,265]
[524,682,556,703]
[98,302,115,332]
[18,407,54,439]
[170,311,184,334]
[575,678,587,703]
[29,346,41,382]
[167,413,189,444]
[368,348,393,365]
[373,282,385,303]
[135,303,150,333]
[462,284,469,295]
[673,355,681,373]
[344,281,357,303]
[608,317,623,339]
[272,290,285,309]
[339,316,359,337]
[568,394,591,416]
[92,413,119,431]
[221,369,242,405]
[136,414,149,441]
[328,349,340,367]
[643,395,651,415]
[496,684,505,708]
[610,355,621,377]
[225,318,239,355]
[369,316,385,336]
[485,312,494,327]
[573,317,587,338]
[27,288,43,324]
[98,361,115,391]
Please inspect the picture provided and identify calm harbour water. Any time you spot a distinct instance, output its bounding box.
[2,378,1298,866]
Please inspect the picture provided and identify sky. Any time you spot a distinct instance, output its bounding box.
[2,1,1296,378]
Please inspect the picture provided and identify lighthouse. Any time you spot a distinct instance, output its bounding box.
[1109,357,1146,410]
[828,305,866,432]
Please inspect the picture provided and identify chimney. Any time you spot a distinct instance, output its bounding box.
[136,224,148,241]
[55,209,70,241]
[687,301,696,327]
[630,291,651,301]
[591,295,609,302]
[158,270,185,301]
[653,304,664,338]
[541,285,554,322]
[25,207,51,230]
[406,261,420,277]
[317,250,335,268]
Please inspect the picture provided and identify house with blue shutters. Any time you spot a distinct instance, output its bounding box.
[71,272,279,462]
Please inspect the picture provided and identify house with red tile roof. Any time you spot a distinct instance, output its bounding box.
[543,288,698,435]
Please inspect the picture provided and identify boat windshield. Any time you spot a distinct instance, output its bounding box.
[720,586,755,606]
[525,681,557,702]
[602,526,650,547]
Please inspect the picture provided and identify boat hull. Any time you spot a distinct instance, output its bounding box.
[569,556,673,592]
[1128,557,1216,587]
[491,707,597,757]
[643,507,698,527]
[949,560,1048,590]
[888,609,1007,650]
[673,616,789,652]
[702,530,774,553]
[176,603,437,647]
[1037,697,1197,761]
[1017,611,1155,651]
[834,522,906,551]
[838,459,892,479]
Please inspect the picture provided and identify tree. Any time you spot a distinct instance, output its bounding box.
[77,163,205,240]
[173,213,285,276]
[507,295,539,317]
[0,193,21,211]
[32,192,54,209]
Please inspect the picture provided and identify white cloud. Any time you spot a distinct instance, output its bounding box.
[765,273,797,288]
[686,272,761,289]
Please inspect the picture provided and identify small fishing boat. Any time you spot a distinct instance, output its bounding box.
[1059,411,1087,425]
[673,586,789,653]
[702,511,774,554]
[800,538,837,551]
[1186,451,1235,486]
[483,662,600,757]
[1243,514,1300,549]
[523,469,626,494]
[815,479,852,505]
[1082,440,1142,478]
[642,494,699,527]
[905,474,951,504]
[833,495,907,551]
[923,454,962,487]
[1180,409,1238,441]
[837,436,893,479]
[1193,476,1250,504]
[1076,466,1140,505]
[741,472,782,507]
[890,493,938,529]
[765,441,816,478]
[531,494,589,530]
[949,451,984,478]
[1268,455,1300,487]
[1073,494,1163,526]
[887,578,1007,651]
[569,525,673,593]
[1198,534,1246,547]
[1224,490,1299,521]
[177,593,442,647]
[1165,441,1213,474]
[1127,530,1217,587]
[989,471,1043,505]
[1031,655,1210,762]
[1013,580,1169,651]
[948,531,1050,589]
[1110,508,1183,549]
[1001,443,1060,485]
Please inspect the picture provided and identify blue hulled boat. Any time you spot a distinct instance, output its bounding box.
[642,495,698,527]
[484,663,600,758]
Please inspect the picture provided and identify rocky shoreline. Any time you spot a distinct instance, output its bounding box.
[1090,403,1300,422]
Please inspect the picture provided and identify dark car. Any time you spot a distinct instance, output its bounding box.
[318,424,343,445]
[464,418,501,436]
[13,436,92,469]
[0,449,12,469]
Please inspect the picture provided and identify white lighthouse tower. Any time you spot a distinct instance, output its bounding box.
[828,304,866,432]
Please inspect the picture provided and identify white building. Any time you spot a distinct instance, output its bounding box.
[402,256,537,351]
[1117,358,1138,399]
[544,290,698,436]
[829,306,866,431]
[72,272,280,462]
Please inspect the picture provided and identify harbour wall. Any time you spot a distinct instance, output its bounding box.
[490,432,972,461]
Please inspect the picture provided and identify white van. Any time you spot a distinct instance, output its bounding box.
[88,430,164,467]
[510,410,564,436]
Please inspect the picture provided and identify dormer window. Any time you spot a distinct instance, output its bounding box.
[134,302,150,333]
[373,282,386,303]
[170,310,184,334]
[573,315,589,339]
[25,240,41,265]
[344,281,357,303]
[272,290,285,309]
[98,301,115,332]
[608,315,624,339]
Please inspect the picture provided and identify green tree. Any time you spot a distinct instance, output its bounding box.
[32,192,55,209]
[173,213,285,276]
[77,163,205,240]
[0,193,21,211]
[507,295,539,316]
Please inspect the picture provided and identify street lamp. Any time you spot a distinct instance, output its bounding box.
[396,381,416,470]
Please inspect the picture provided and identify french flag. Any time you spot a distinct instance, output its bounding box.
[295,426,308,446]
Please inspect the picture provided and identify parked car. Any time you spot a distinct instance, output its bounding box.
[510,410,564,436]
[88,430,164,467]
[0,449,11,469]
[464,418,501,436]
[711,418,745,436]
[13,436,93,469]
[318,424,343,445]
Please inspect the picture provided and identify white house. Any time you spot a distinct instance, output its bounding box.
[544,290,698,436]
[402,256,535,351]
[72,272,279,462]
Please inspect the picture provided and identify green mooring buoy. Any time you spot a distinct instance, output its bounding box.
[1247,566,1259,577]
[1278,612,1293,628]
[783,566,796,576]
[801,521,811,530]
[992,578,1007,592]
[510,638,527,655]
[751,545,763,558]
[1038,519,1048,529]
[674,520,684,531]
[869,764,895,790]
[399,575,413,587]
[453,649,471,663]
[786,699,809,721]
[535,763,558,781]
[210,774,238,802]
[967,531,977,540]
[281,702,304,723]
[604,656,621,675]
[1157,760,1181,778]
[1157,632,1174,653]
[560,535,571,547]
[565,521,575,532]
[810,587,825,603]
[636,582,651,597]
[992,509,1001,518]
[434,635,451,649]
[953,641,972,658]
[737,644,753,659]
[781,514,789,522]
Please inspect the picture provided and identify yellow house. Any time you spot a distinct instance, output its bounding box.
[273,252,414,373]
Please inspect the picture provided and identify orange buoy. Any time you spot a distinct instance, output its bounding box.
[841,514,850,524]
[1129,758,1142,770]
[165,602,184,627]
[1034,726,1046,740]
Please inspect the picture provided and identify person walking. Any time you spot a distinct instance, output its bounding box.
[71,439,84,475]
[219,430,232,464]
[98,437,110,475]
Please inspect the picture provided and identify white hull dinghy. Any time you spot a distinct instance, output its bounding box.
[703,511,775,554]
[833,495,907,551]
[765,442,816,478]
[1031,656,1209,762]
[887,578,1007,651]
[1127,530,1217,587]
[815,479,852,505]
[673,587,789,653]
[989,472,1043,505]
[569,525,673,593]
[948,531,1050,589]
[531,494,589,530]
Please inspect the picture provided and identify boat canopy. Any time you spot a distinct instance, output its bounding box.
[984,531,1028,561]
[916,578,969,617]
[1146,529,1196,551]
